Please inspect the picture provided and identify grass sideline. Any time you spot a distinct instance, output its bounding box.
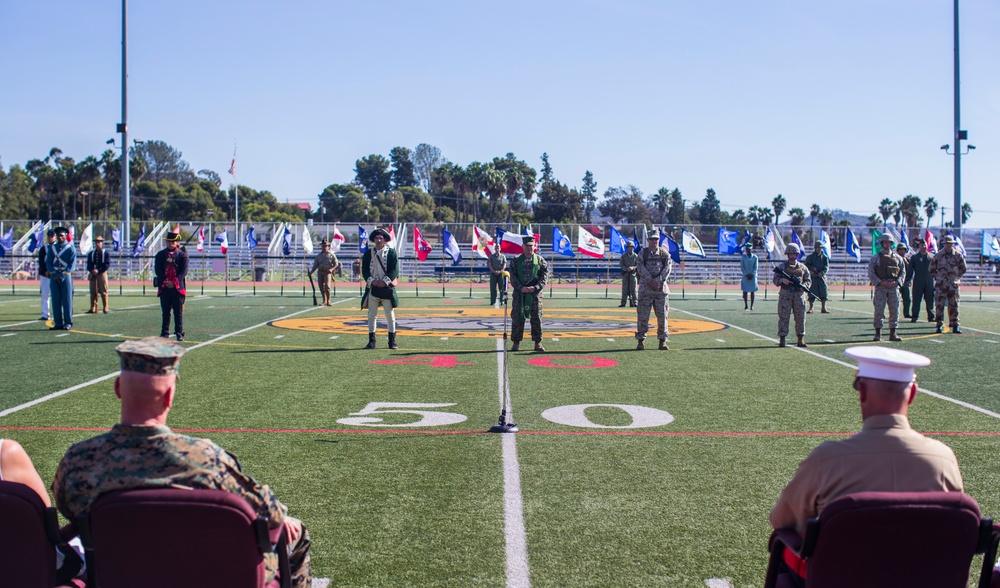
[2,285,1000,586]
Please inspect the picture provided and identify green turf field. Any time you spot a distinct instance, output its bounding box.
[2,284,1000,586]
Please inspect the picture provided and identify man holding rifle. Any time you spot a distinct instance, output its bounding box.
[773,242,811,348]
[510,234,547,352]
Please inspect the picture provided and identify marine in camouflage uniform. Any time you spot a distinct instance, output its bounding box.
[774,243,810,347]
[867,234,904,342]
[619,241,638,307]
[909,238,935,322]
[635,232,671,350]
[488,249,507,306]
[309,238,340,306]
[510,234,548,352]
[929,234,967,334]
[52,338,311,588]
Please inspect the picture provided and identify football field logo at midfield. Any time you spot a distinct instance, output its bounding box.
[271,307,724,338]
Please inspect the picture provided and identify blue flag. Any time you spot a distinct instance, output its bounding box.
[665,235,681,263]
[845,229,861,262]
[442,228,462,265]
[0,227,13,257]
[819,229,832,258]
[740,230,752,249]
[246,226,259,250]
[282,225,292,256]
[27,225,42,253]
[552,227,575,257]
[358,225,368,254]
[898,228,910,253]
[111,225,122,252]
[981,231,1000,261]
[790,231,805,260]
[946,231,967,256]
[717,227,740,255]
[609,226,629,254]
[632,227,641,253]
[132,225,147,257]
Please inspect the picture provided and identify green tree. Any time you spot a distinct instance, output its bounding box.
[539,153,554,185]
[809,203,820,231]
[134,140,195,185]
[788,207,806,227]
[878,198,896,227]
[494,153,536,224]
[598,186,650,224]
[318,183,375,223]
[389,146,416,188]
[581,171,598,221]
[535,180,583,223]
[354,154,392,198]
[666,188,685,224]
[698,188,722,225]
[898,195,922,227]
[651,188,670,225]
[961,202,973,225]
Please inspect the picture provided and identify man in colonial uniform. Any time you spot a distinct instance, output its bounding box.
[488,247,507,307]
[509,234,548,352]
[929,234,967,334]
[154,232,188,341]
[774,242,810,348]
[867,233,904,342]
[619,240,638,307]
[635,231,671,350]
[361,228,399,349]
[804,240,829,314]
[53,337,312,587]
[308,238,340,306]
[46,227,77,330]
[87,234,111,314]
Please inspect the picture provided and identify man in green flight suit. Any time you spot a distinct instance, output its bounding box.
[619,240,638,307]
[509,234,548,352]
[488,248,507,307]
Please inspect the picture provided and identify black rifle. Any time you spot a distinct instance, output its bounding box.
[773,266,825,301]
[307,271,318,305]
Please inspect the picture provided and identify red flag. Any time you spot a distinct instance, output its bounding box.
[924,230,938,254]
[228,158,236,176]
[414,227,432,261]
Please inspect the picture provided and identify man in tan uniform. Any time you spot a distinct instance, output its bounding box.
[308,238,340,306]
[771,345,963,537]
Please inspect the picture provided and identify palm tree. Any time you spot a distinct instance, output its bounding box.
[771,194,786,225]
[760,207,774,226]
[651,188,671,225]
[898,195,922,228]
[481,164,506,223]
[923,197,938,227]
[877,198,896,228]
[809,204,820,233]
[747,205,762,227]
[818,210,834,228]
[865,214,881,228]
[789,207,806,227]
[961,202,973,225]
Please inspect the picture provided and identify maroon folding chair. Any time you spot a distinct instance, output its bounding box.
[78,488,290,588]
[765,491,996,588]
[0,480,85,588]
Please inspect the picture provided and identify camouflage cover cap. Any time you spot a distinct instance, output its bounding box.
[814,240,823,247]
[647,230,661,241]
[940,235,956,244]
[879,233,894,243]
[896,243,907,251]
[116,337,186,376]
[785,243,800,255]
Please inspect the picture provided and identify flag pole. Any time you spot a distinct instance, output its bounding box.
[280,254,285,296]
[250,242,256,296]
[764,257,769,300]
[575,255,579,299]
[469,249,474,298]
[604,254,609,299]
[118,232,124,296]
[842,243,848,300]
[224,247,229,297]
[714,253,720,299]
[441,233,446,298]
[549,250,555,299]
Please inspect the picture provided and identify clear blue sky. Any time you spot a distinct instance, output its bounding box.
[2,0,998,228]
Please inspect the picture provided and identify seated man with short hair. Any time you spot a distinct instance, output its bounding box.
[53,338,311,587]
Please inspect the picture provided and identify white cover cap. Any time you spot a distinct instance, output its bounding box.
[845,346,931,383]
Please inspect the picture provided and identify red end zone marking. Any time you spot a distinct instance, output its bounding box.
[3,425,998,437]
[526,356,618,369]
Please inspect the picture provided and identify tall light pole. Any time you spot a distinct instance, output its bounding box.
[119,0,131,246]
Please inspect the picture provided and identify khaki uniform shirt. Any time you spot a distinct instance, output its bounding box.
[620,251,638,275]
[311,251,339,273]
[488,251,506,274]
[770,414,963,534]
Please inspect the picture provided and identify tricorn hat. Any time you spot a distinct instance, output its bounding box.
[370,227,391,241]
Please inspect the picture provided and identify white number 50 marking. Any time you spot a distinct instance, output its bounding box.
[337,402,468,428]
[541,404,674,429]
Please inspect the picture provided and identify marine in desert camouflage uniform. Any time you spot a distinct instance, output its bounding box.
[52,338,311,588]
[867,233,904,342]
[929,234,967,334]
[774,242,811,348]
[309,238,340,306]
[635,231,671,350]
[619,241,638,307]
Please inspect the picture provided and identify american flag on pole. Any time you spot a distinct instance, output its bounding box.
[228,158,236,176]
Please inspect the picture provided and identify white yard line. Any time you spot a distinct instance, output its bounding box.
[497,337,531,588]
[0,299,355,419]
[0,300,164,330]
[677,306,1000,420]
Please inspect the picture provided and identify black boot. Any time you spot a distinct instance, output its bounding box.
[388,332,398,349]
[364,333,376,349]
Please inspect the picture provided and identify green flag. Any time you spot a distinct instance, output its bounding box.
[871,229,882,255]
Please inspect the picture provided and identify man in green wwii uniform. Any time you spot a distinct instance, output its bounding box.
[867,233,904,342]
[488,247,507,306]
[308,238,340,306]
[53,338,312,587]
[619,240,638,307]
[510,234,548,352]
[804,240,829,314]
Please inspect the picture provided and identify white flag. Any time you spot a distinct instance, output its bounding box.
[79,224,94,255]
[302,225,314,255]
[577,226,605,258]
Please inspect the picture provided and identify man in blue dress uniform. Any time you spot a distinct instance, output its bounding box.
[46,226,77,330]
